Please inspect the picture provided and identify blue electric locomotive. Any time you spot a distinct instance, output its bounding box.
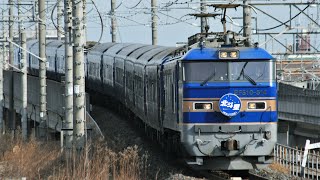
[174,46,277,170]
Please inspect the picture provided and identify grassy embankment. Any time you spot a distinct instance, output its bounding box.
[0,133,148,179]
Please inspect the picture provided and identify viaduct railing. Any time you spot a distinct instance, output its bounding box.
[274,143,320,179]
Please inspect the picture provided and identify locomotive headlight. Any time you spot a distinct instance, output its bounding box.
[219,50,239,59]
[219,52,228,58]
[248,102,257,109]
[247,102,266,110]
[230,51,238,58]
[203,103,212,110]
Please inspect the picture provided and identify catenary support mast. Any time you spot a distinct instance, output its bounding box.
[39,0,47,138]
[72,0,86,151]
[151,0,158,45]
[243,0,252,47]
[57,0,63,40]
[21,31,27,140]
[8,0,15,134]
[0,10,5,135]
[111,0,117,42]
[64,0,73,152]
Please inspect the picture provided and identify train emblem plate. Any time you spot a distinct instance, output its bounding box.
[219,93,242,117]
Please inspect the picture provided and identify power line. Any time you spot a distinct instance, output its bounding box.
[257,5,310,31]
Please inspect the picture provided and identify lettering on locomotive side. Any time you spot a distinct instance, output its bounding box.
[234,89,267,96]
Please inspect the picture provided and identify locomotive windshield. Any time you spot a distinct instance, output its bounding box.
[183,61,274,83]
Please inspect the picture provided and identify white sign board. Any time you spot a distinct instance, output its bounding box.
[302,140,320,168]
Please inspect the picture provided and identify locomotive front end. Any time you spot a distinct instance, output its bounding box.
[179,47,277,170]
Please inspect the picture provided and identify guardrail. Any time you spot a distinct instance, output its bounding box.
[274,143,320,179]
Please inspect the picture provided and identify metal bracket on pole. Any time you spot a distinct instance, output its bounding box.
[4,38,46,62]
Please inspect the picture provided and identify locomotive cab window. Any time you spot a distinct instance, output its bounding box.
[229,61,274,82]
[184,62,228,82]
[182,61,275,83]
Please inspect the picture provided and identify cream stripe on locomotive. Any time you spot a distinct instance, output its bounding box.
[183,99,277,112]
[178,122,277,125]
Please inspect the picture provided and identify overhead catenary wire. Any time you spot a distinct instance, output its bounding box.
[0,1,57,39]
[115,0,122,9]
[257,5,310,31]
[5,0,316,48]
[49,0,104,47]
[80,0,205,29]
[86,0,104,50]
[123,0,143,9]
[50,2,64,35]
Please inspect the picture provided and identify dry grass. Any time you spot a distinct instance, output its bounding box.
[0,135,60,179]
[268,163,290,174]
[0,134,148,180]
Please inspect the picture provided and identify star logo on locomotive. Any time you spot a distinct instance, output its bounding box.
[219,93,242,117]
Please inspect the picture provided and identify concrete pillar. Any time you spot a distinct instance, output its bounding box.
[20,31,27,140]
[38,0,47,139]
[64,0,73,153]
[72,0,86,152]
[243,0,252,47]
[151,0,158,45]
[111,0,117,42]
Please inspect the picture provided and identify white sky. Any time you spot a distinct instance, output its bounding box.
[1,0,319,53]
[84,0,320,52]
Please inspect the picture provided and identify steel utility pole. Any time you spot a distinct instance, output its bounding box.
[38,0,47,138]
[0,11,5,135]
[0,44,3,135]
[151,0,158,45]
[111,0,116,42]
[35,1,39,39]
[18,0,21,40]
[21,31,27,140]
[64,0,73,152]
[9,0,15,134]
[72,0,86,151]
[200,0,207,33]
[83,0,87,44]
[243,0,252,47]
[57,0,63,40]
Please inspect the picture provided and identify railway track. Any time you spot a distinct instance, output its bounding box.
[194,170,270,180]
[248,172,269,180]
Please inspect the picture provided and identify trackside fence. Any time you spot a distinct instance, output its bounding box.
[274,143,320,179]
